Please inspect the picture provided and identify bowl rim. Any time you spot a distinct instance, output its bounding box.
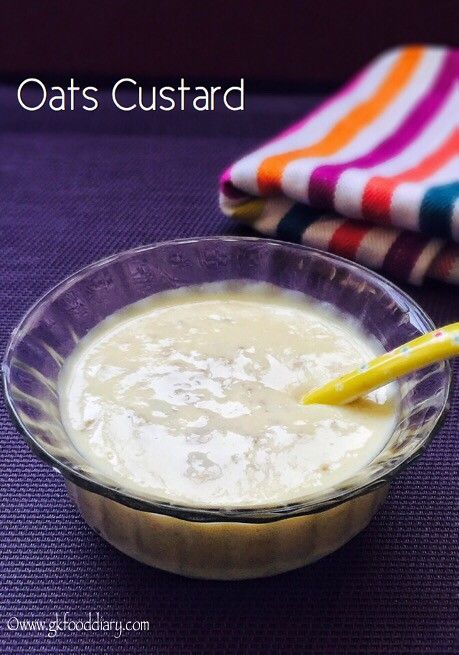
[2,236,453,523]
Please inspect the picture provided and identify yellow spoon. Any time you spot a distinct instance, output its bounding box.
[302,322,459,406]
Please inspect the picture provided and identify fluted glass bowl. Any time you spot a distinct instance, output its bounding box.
[3,237,451,578]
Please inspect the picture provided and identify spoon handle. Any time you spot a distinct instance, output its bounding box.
[302,322,459,406]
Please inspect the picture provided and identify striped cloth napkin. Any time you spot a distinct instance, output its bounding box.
[220,46,459,285]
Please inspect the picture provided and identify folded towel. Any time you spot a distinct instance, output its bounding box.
[220,46,459,285]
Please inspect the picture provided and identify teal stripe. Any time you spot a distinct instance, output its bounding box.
[419,181,459,239]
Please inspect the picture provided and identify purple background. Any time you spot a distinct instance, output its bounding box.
[1,86,457,654]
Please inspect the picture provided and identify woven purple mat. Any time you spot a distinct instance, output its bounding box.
[1,86,457,654]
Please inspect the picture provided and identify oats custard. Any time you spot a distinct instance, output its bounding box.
[59,283,396,511]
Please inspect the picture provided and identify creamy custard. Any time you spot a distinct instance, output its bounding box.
[59,283,396,508]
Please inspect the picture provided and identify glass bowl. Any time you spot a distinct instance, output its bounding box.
[3,237,451,579]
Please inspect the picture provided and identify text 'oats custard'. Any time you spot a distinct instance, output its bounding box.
[59,283,397,509]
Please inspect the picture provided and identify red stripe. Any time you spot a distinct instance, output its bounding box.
[329,221,371,259]
[362,178,394,223]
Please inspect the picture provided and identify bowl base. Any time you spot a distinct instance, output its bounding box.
[67,482,389,580]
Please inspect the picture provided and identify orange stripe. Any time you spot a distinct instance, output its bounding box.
[328,221,371,259]
[257,47,425,195]
[363,128,459,222]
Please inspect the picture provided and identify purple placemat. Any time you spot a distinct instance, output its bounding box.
[0,86,457,654]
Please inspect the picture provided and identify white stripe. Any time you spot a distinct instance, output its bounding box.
[334,170,367,218]
[389,183,425,231]
[252,198,295,234]
[302,218,345,250]
[356,226,399,268]
[409,239,444,284]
